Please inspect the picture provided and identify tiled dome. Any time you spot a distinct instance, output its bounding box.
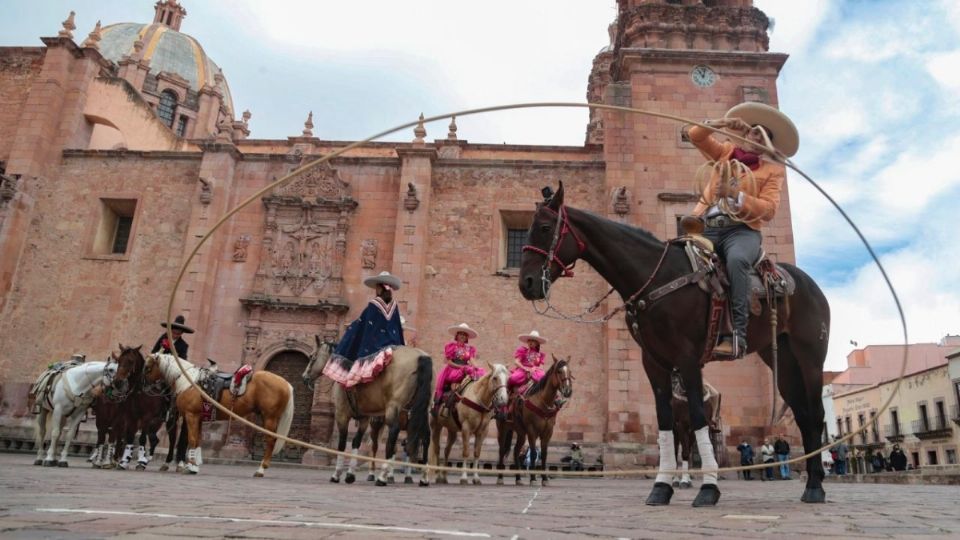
[99,22,233,114]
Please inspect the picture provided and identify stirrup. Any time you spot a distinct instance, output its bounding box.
[712,335,746,359]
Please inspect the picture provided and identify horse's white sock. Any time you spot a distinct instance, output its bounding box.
[137,446,147,464]
[655,430,677,485]
[333,454,344,475]
[681,460,691,483]
[348,448,358,472]
[695,426,718,485]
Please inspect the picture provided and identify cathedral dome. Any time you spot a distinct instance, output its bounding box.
[99,21,234,115]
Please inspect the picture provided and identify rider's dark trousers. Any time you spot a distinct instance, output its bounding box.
[702,223,762,340]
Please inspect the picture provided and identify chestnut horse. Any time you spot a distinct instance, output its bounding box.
[303,339,433,486]
[426,363,509,485]
[495,356,573,486]
[519,183,829,506]
[143,353,294,477]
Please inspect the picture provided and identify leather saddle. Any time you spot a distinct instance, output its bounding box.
[197,360,255,419]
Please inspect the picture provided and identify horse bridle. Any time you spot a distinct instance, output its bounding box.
[522,204,586,298]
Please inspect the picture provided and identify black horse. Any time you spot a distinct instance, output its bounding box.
[518,183,830,506]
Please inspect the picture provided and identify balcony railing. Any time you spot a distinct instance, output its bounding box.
[952,404,960,427]
[883,423,904,442]
[912,417,952,440]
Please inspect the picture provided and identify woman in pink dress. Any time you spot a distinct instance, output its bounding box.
[434,323,485,405]
[508,330,548,392]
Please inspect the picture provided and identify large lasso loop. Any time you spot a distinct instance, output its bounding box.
[161,102,908,478]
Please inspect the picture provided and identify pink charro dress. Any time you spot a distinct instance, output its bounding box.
[434,342,486,399]
[508,346,545,390]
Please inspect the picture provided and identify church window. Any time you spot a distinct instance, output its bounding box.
[157,90,178,128]
[176,115,189,137]
[91,198,138,257]
[498,210,534,272]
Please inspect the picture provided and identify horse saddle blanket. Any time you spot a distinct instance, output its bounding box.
[199,364,254,401]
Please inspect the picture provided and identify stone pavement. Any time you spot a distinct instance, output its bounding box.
[0,453,957,539]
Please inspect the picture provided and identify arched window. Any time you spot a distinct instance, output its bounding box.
[157,90,178,128]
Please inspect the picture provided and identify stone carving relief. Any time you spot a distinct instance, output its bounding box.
[361,239,378,269]
[404,182,420,212]
[233,234,251,262]
[198,177,212,205]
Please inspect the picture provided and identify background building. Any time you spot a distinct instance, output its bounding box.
[0,0,799,465]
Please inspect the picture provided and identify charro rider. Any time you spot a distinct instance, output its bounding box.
[151,314,193,359]
[433,322,485,412]
[684,102,798,359]
[322,271,405,387]
[508,330,547,393]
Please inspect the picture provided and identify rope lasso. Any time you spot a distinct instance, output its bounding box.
[159,102,908,479]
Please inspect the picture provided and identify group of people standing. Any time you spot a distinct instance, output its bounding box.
[735,435,793,481]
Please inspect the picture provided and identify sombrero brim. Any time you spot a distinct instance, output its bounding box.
[518,334,547,344]
[725,102,799,157]
[448,326,478,339]
[161,322,195,334]
[363,274,402,290]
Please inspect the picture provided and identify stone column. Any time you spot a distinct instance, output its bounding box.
[391,146,437,331]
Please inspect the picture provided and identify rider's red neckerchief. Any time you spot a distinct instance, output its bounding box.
[731,147,761,170]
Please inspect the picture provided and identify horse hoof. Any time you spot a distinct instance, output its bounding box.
[34,459,43,466]
[136,464,146,471]
[473,478,482,485]
[541,478,548,487]
[645,482,674,506]
[437,477,447,485]
[680,481,693,489]
[158,463,169,472]
[671,480,680,487]
[375,479,387,487]
[42,460,56,467]
[801,487,826,504]
[459,478,469,485]
[405,477,414,484]
[58,461,69,468]
[366,474,376,482]
[387,476,395,484]
[692,484,721,507]
[345,473,356,484]
[496,477,504,486]
[329,476,340,483]
[515,478,523,486]
[254,471,264,478]
[419,479,429,487]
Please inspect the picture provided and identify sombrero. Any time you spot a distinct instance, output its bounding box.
[725,102,799,157]
[447,322,478,340]
[161,314,195,334]
[518,330,547,345]
[363,271,401,290]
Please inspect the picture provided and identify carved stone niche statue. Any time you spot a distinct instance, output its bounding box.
[361,239,378,269]
[613,186,630,216]
[198,177,212,205]
[404,182,420,212]
[233,235,251,262]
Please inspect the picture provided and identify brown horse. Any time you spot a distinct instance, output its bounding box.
[303,339,433,486]
[519,183,830,506]
[495,356,573,486]
[142,352,294,477]
[426,363,509,485]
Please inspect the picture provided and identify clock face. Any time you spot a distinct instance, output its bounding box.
[691,65,717,88]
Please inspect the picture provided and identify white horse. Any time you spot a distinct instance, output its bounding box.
[33,361,115,467]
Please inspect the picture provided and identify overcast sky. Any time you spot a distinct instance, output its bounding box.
[3,1,959,371]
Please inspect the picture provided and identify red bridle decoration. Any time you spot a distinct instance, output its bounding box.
[522,205,586,278]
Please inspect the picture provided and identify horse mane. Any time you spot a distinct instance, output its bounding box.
[525,358,566,397]
[567,206,664,247]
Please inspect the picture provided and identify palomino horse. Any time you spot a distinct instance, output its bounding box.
[143,353,294,476]
[496,356,573,486]
[426,363,509,485]
[302,339,433,486]
[106,345,185,471]
[519,183,830,505]
[32,360,115,467]
[671,372,723,488]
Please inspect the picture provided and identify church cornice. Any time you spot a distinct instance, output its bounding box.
[620,47,788,72]
[240,294,349,314]
[62,149,202,160]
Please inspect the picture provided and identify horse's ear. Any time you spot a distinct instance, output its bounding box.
[135,344,143,352]
[118,342,124,351]
[111,350,118,360]
[551,354,559,364]
[486,361,494,372]
[549,181,565,209]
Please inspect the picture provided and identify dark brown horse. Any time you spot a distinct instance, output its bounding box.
[671,372,723,488]
[495,356,573,486]
[518,183,829,506]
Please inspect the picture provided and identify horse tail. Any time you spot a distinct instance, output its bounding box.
[272,382,295,455]
[405,355,433,462]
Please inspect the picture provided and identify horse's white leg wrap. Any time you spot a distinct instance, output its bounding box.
[655,430,677,484]
[195,447,203,466]
[137,445,148,466]
[681,460,691,484]
[106,443,116,465]
[90,445,102,466]
[378,460,391,482]
[332,454,344,479]
[695,426,718,485]
[119,444,134,469]
[348,448,358,475]
[186,448,200,473]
